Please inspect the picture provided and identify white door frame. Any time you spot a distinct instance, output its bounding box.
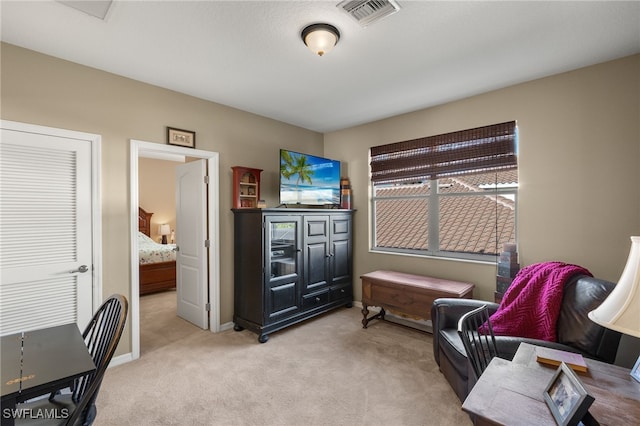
[0,119,102,314]
[129,139,220,361]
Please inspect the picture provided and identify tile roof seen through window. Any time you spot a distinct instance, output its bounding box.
[375,170,517,256]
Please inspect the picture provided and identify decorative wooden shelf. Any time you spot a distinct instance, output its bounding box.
[232,166,262,209]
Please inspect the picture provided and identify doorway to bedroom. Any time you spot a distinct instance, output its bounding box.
[138,155,196,355]
[130,140,220,361]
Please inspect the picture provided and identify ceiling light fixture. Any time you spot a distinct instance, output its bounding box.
[301,23,340,57]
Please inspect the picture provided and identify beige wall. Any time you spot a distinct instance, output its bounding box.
[2,42,639,358]
[325,54,640,303]
[1,43,324,355]
[138,158,178,242]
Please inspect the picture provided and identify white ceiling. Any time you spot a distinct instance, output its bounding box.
[2,1,639,133]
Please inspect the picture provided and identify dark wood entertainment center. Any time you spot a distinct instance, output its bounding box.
[232,208,354,343]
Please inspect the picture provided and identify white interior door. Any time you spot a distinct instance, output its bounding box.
[175,160,208,329]
[0,125,94,335]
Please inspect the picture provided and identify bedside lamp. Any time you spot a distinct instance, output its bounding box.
[159,224,171,244]
[588,236,640,338]
[589,236,640,381]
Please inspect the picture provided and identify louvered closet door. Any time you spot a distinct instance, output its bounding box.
[0,128,93,335]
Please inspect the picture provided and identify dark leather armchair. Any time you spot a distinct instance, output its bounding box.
[431,275,622,402]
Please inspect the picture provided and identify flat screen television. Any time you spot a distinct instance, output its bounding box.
[279,149,341,205]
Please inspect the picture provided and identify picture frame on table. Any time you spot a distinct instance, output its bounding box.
[543,362,595,426]
[631,355,640,383]
[167,127,196,148]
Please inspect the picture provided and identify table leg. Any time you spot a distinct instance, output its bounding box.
[361,303,370,328]
[361,304,386,328]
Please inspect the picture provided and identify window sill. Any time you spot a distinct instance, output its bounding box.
[369,247,498,266]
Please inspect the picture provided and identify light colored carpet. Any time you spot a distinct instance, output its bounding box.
[95,291,471,425]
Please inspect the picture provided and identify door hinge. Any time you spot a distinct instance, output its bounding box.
[204,175,210,184]
[205,239,210,248]
[205,303,211,311]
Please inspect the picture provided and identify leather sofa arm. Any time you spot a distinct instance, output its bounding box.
[432,298,499,331]
[431,298,499,364]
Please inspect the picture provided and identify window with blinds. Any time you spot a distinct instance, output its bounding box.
[370,121,518,260]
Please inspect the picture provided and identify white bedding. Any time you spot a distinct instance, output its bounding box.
[138,232,177,264]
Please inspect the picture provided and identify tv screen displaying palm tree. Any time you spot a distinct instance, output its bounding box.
[279,149,341,205]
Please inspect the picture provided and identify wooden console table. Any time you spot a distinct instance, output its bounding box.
[360,270,474,329]
[462,343,640,425]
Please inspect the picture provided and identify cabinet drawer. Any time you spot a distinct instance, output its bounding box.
[329,283,351,301]
[302,290,329,309]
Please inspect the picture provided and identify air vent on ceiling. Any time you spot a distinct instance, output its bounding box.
[337,0,400,27]
[57,0,113,20]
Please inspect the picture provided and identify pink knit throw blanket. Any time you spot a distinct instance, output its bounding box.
[486,261,592,341]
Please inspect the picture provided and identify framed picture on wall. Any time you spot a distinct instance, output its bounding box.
[167,127,195,148]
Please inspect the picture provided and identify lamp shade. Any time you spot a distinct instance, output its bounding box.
[159,224,171,236]
[302,23,340,56]
[588,236,640,338]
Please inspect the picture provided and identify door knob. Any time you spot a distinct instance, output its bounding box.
[69,265,89,274]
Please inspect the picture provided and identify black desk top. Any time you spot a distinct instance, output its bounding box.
[1,323,96,402]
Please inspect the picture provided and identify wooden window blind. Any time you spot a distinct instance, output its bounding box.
[370,121,517,184]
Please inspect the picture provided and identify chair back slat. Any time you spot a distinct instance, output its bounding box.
[457,305,498,380]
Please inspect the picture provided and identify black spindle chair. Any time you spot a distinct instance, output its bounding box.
[457,304,499,381]
[17,294,128,426]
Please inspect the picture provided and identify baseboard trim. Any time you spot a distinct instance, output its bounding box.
[109,352,134,368]
[220,321,234,331]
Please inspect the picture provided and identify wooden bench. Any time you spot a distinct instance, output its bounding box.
[360,270,475,329]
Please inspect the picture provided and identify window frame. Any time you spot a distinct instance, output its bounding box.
[370,178,517,262]
[369,121,518,262]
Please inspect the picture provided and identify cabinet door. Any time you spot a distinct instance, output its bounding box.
[330,215,352,285]
[265,215,302,323]
[303,215,330,294]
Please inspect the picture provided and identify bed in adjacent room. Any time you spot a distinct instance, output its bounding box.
[138,207,177,295]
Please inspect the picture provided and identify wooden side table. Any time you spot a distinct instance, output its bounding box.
[462,343,640,425]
